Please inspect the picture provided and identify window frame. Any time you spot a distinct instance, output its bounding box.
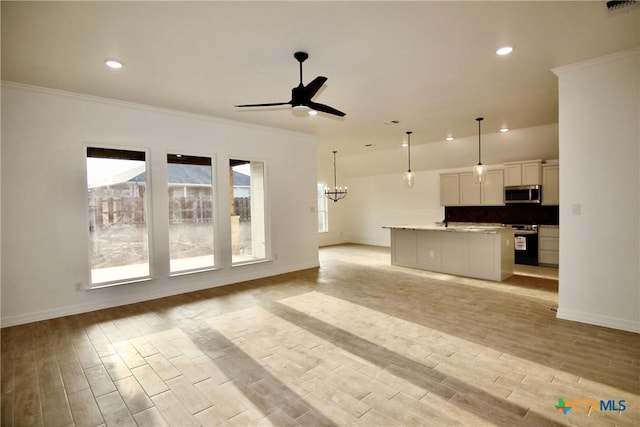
[229,157,272,267]
[84,145,154,289]
[317,182,329,233]
[166,152,218,276]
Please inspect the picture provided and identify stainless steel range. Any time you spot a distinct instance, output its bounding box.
[509,224,539,266]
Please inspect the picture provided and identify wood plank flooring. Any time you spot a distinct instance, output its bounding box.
[2,244,638,426]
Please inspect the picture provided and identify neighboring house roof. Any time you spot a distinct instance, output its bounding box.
[233,170,250,186]
[134,164,213,186]
[88,165,146,189]
[90,164,249,188]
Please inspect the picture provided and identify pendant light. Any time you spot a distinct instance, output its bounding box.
[473,117,486,184]
[324,151,348,202]
[403,131,415,188]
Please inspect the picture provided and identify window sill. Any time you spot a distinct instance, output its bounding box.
[169,266,220,278]
[231,258,272,268]
[89,276,153,290]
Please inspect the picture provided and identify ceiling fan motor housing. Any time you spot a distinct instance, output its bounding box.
[294,51,309,63]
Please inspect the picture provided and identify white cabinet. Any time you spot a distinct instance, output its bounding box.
[389,227,514,281]
[481,169,504,205]
[392,228,418,266]
[440,170,504,206]
[539,226,559,266]
[504,161,541,186]
[459,173,480,205]
[542,164,559,205]
[439,173,460,206]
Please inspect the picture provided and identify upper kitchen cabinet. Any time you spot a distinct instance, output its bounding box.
[459,173,481,205]
[441,170,504,206]
[542,164,559,205]
[480,169,505,205]
[440,173,460,206]
[504,161,542,186]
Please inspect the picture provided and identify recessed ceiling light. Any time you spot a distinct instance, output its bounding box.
[500,127,509,133]
[496,46,513,56]
[446,136,454,142]
[401,142,408,147]
[105,59,123,69]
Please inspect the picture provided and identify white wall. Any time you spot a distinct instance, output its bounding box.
[1,83,319,327]
[553,49,640,333]
[345,170,444,247]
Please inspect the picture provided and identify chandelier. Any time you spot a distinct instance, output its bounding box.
[325,150,348,202]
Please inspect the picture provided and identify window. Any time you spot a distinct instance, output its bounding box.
[167,154,215,274]
[230,159,267,264]
[86,147,150,285]
[317,182,329,233]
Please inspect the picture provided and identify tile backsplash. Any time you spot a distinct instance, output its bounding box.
[444,205,559,225]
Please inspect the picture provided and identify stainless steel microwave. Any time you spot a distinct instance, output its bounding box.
[504,185,541,204]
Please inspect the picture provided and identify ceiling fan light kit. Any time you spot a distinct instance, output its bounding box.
[292,105,317,116]
[235,51,345,118]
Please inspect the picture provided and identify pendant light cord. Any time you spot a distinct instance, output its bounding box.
[332,150,338,188]
[476,117,483,164]
[406,131,412,171]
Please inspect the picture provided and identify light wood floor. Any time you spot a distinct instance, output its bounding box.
[2,244,638,426]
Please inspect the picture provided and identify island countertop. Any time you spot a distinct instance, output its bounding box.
[383,224,509,234]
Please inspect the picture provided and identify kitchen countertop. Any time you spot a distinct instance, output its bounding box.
[383,224,511,234]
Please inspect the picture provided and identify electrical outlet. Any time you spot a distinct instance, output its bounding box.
[429,250,435,258]
[74,282,83,291]
[572,204,582,216]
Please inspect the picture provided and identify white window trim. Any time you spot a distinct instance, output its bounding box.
[165,150,218,275]
[318,182,329,234]
[229,156,272,266]
[84,144,154,289]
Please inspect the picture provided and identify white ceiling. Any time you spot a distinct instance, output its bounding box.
[2,1,638,157]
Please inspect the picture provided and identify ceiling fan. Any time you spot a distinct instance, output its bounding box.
[235,51,346,117]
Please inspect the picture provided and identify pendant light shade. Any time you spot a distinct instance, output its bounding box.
[473,117,486,184]
[403,131,414,188]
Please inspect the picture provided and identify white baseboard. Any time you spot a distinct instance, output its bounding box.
[349,238,390,247]
[556,307,640,334]
[0,261,319,328]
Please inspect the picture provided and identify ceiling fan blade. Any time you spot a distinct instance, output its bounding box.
[235,102,290,107]
[307,101,346,117]
[303,76,328,99]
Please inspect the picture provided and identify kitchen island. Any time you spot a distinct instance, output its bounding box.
[385,225,515,281]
